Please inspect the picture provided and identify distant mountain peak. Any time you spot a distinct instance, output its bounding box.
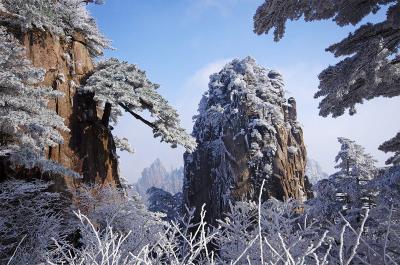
[305,158,328,184]
[134,159,183,200]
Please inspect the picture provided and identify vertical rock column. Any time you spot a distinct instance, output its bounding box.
[183,57,309,224]
[20,31,120,188]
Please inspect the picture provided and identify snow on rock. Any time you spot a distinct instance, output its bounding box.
[147,187,183,221]
[183,57,310,224]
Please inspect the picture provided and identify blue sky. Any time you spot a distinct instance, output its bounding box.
[89,0,400,183]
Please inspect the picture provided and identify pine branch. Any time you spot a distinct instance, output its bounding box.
[119,103,157,130]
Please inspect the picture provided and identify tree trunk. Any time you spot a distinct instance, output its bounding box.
[102,102,112,127]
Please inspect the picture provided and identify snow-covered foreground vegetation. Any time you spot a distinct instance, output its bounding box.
[2,141,400,264]
[1,0,400,264]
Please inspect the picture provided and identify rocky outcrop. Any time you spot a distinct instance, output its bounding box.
[135,159,183,199]
[183,57,309,224]
[1,28,120,189]
[147,187,183,221]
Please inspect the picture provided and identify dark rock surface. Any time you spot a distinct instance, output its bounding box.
[183,57,309,224]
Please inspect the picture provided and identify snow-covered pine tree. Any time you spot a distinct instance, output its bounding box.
[0,26,78,177]
[335,137,378,182]
[113,136,134,154]
[311,138,378,222]
[253,0,400,164]
[83,58,196,151]
[335,137,378,213]
[0,0,110,57]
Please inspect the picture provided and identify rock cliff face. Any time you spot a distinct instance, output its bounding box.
[2,29,120,189]
[183,57,309,224]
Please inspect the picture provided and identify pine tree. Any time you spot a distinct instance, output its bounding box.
[253,0,400,164]
[311,138,378,221]
[0,26,77,177]
[83,58,196,152]
[0,0,110,57]
[335,137,378,182]
[335,137,377,211]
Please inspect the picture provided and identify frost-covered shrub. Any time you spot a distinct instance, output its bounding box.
[216,199,323,264]
[1,0,110,57]
[50,204,217,265]
[55,190,400,265]
[71,184,167,256]
[0,26,77,177]
[0,179,73,265]
[6,172,397,265]
[83,58,196,151]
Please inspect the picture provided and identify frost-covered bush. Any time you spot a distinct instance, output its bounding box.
[254,0,400,165]
[0,179,73,265]
[2,175,399,264]
[49,185,400,265]
[0,26,78,177]
[83,58,196,151]
[217,199,324,264]
[71,184,167,256]
[0,0,110,57]
[50,204,217,265]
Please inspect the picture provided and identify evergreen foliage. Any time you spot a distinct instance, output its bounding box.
[0,0,110,57]
[83,58,196,152]
[253,0,400,164]
[0,26,77,177]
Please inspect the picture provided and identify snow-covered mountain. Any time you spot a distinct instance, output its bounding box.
[305,158,328,184]
[134,159,183,199]
[183,57,310,225]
